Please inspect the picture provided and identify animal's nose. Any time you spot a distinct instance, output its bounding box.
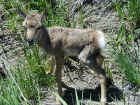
[27,39,34,46]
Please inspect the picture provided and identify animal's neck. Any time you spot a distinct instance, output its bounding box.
[38,25,51,51]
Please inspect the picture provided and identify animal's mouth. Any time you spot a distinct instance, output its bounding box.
[27,38,40,46]
[27,39,34,46]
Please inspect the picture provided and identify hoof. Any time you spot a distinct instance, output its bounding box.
[101,98,107,105]
[101,101,107,105]
[56,97,61,105]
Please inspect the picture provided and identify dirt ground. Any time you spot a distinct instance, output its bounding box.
[40,59,140,105]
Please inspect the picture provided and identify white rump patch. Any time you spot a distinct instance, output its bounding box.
[97,30,106,51]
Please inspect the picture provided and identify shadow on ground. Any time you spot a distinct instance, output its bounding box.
[62,78,123,105]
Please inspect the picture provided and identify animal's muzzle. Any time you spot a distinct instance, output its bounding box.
[27,39,34,46]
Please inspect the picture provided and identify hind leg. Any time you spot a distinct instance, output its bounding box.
[93,55,106,105]
[93,64,106,105]
[96,54,104,67]
[78,47,106,105]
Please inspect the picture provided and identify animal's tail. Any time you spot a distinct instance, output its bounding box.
[97,30,106,51]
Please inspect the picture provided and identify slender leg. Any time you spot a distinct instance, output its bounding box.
[96,55,104,67]
[96,55,107,105]
[55,56,64,103]
[97,67,106,105]
[46,56,55,74]
[78,47,106,105]
[90,61,107,105]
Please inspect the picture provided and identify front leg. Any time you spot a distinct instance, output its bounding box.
[55,56,64,103]
[46,56,56,74]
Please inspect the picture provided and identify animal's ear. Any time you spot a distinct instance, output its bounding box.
[41,8,48,22]
[17,8,26,18]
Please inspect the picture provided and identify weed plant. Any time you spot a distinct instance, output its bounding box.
[112,0,140,87]
[0,0,69,104]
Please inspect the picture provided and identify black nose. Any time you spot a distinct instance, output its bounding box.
[27,40,34,46]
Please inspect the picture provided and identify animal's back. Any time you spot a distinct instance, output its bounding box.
[47,26,105,56]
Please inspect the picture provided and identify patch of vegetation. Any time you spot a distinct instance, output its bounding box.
[115,0,140,28]
[0,0,71,104]
[112,0,140,87]
[116,53,140,87]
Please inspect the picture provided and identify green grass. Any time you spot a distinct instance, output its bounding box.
[116,53,140,87]
[0,0,69,105]
[0,0,79,104]
[112,0,140,88]
[114,0,140,28]
[0,62,40,105]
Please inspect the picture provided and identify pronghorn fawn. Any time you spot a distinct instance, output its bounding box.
[20,10,107,105]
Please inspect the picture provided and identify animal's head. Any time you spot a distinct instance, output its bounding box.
[23,13,43,45]
[18,9,48,45]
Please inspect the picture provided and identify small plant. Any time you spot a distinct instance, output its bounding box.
[0,61,40,105]
[116,53,140,87]
[0,0,70,104]
[114,0,140,28]
[0,79,24,105]
[23,45,56,87]
[111,0,140,88]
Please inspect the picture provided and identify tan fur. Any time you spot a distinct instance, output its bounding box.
[22,12,107,105]
[45,56,55,74]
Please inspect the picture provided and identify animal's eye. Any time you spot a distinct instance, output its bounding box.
[30,25,35,28]
[37,27,41,30]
